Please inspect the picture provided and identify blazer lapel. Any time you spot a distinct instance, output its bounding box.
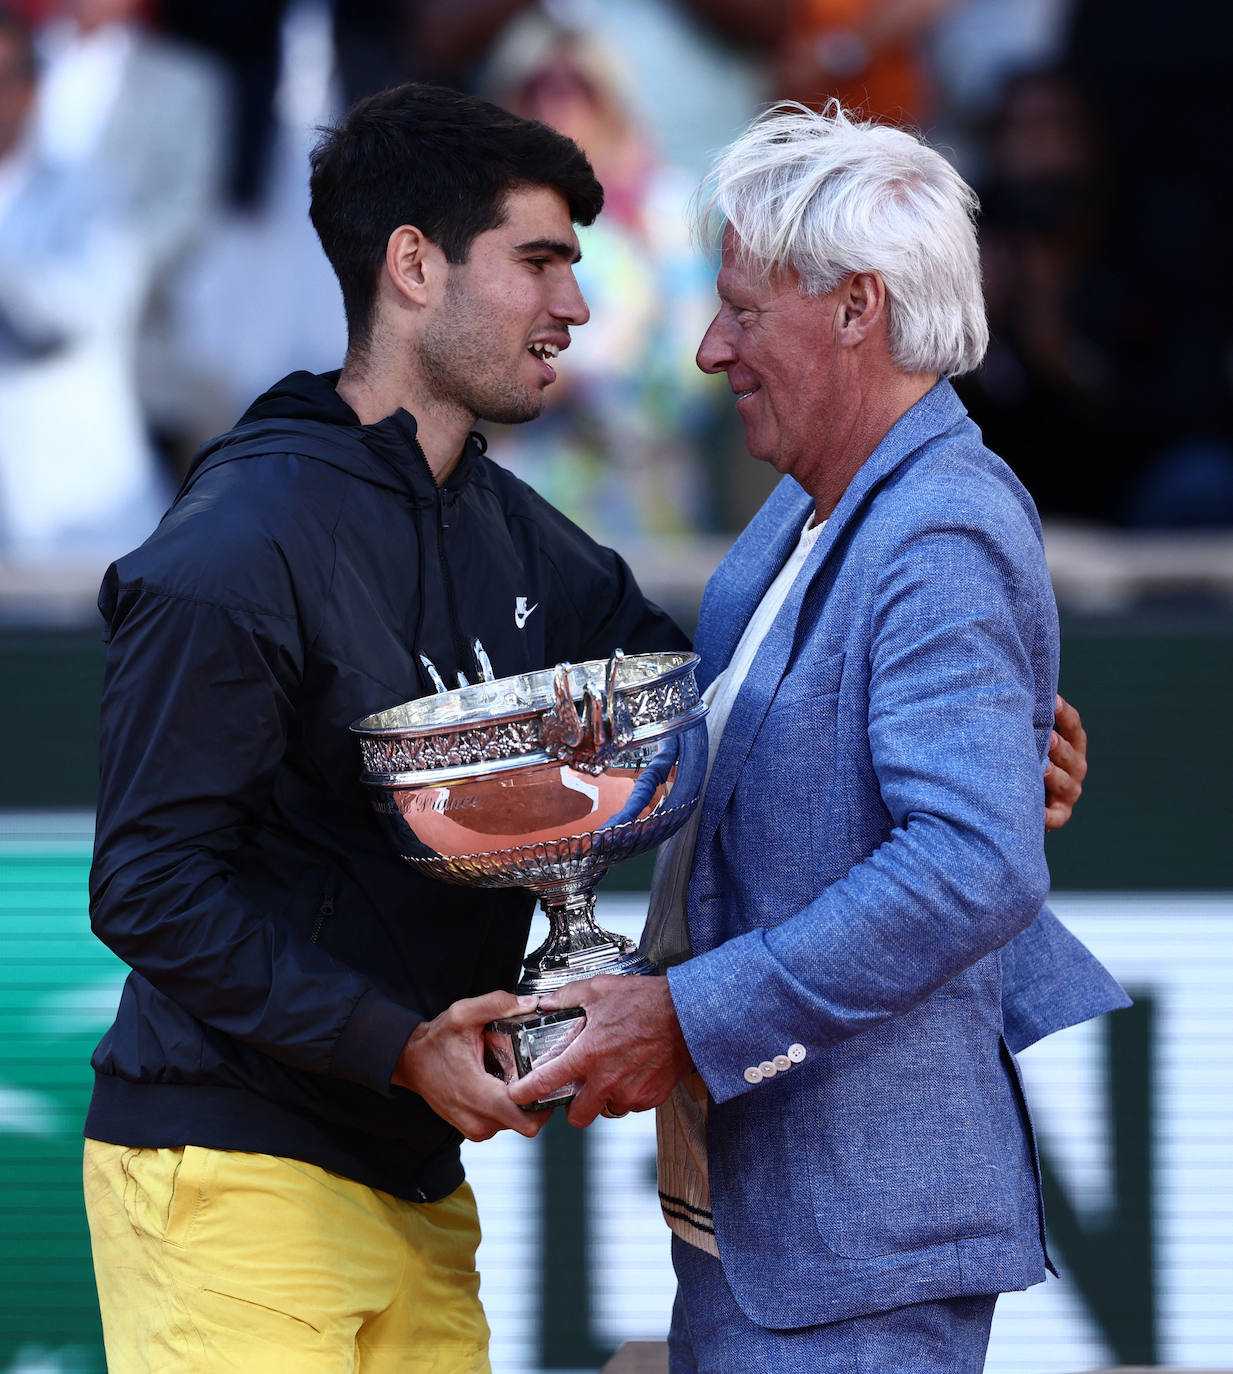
[692,476,807,689]
[687,381,970,947]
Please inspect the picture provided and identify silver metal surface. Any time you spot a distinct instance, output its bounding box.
[351,650,708,1004]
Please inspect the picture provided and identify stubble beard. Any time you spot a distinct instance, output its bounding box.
[416,275,547,427]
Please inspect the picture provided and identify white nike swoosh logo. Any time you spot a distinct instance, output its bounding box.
[514,601,539,629]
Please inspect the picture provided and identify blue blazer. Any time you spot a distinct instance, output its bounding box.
[667,381,1127,1329]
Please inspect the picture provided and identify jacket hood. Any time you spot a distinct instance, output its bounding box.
[179,369,484,502]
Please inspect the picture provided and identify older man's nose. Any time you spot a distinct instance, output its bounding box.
[696,315,733,375]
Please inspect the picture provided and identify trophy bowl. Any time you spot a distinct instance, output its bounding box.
[350,649,708,1107]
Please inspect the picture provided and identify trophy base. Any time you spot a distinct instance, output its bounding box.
[484,1006,586,1110]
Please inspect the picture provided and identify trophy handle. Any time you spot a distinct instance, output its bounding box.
[418,639,497,695]
[541,650,635,775]
[418,653,449,695]
[604,647,634,744]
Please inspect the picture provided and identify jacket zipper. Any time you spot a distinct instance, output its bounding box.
[403,430,472,688]
[310,889,336,944]
[434,483,472,684]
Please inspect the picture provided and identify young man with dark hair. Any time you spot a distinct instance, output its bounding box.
[81,83,685,1371]
[308,82,607,346]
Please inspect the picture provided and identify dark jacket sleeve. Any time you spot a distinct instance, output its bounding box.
[88,569,421,1095]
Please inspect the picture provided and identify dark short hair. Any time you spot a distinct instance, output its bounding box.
[309,82,604,345]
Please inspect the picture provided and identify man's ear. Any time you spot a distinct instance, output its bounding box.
[385,225,443,306]
[837,271,886,345]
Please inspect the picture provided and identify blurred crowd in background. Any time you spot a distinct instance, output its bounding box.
[1,0,1231,571]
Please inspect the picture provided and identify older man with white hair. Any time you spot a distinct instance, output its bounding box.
[512,102,1128,1371]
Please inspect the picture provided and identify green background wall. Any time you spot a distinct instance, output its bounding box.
[5,613,1229,889]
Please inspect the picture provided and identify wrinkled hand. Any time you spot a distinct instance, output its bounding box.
[1044,693,1088,831]
[506,975,694,1129]
[393,991,552,1142]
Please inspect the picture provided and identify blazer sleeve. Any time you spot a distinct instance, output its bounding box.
[88,568,422,1096]
[669,503,1055,1103]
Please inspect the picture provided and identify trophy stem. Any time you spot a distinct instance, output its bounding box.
[518,886,653,994]
[487,886,654,1111]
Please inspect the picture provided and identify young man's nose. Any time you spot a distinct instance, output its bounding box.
[551,276,590,327]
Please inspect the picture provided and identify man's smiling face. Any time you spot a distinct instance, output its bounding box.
[416,184,590,427]
[695,229,853,493]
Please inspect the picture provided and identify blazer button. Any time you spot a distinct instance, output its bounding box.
[787,1043,807,1063]
[759,1060,777,1078]
[773,1054,791,1072]
[743,1065,763,1085]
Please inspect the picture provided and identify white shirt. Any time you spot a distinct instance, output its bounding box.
[646,512,825,1256]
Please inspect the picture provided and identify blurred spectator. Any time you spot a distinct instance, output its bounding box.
[952,66,1135,522]
[479,14,724,538]
[34,0,229,476]
[160,0,285,208]
[162,0,536,209]
[956,52,1233,528]
[0,4,166,560]
[154,0,346,451]
[1063,0,1233,525]
[409,0,539,92]
[681,0,957,127]
[927,0,1072,177]
[773,0,958,123]
[163,0,415,208]
[531,0,764,183]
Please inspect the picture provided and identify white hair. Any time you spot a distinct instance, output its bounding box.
[696,102,988,377]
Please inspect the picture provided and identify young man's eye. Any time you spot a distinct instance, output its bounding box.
[526,257,550,271]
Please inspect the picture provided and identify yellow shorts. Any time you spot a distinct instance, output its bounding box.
[83,1138,491,1373]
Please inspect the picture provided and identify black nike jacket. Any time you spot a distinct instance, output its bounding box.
[85,370,687,1201]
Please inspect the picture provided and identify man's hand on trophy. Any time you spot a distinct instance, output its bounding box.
[507,975,694,1128]
[393,991,553,1141]
[1045,692,1088,831]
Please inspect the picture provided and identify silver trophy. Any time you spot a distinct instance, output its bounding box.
[350,649,709,1109]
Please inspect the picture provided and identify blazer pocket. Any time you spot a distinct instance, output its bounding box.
[765,649,845,716]
[798,1000,1017,1260]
